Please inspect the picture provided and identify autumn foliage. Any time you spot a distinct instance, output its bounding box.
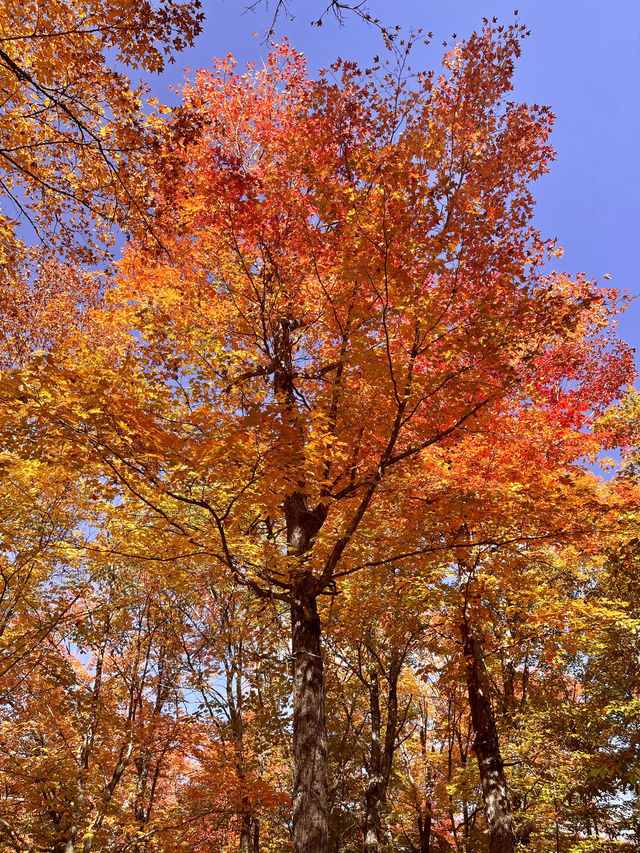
[1,12,639,853]
[0,0,203,272]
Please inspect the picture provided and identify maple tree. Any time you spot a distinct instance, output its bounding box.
[1,18,638,853]
[0,0,203,273]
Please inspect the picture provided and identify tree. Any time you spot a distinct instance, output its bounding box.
[321,557,428,851]
[249,0,390,36]
[0,0,203,272]
[0,553,184,853]
[416,412,636,852]
[176,579,291,852]
[4,24,634,853]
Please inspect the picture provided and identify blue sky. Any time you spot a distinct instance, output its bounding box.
[154,0,640,363]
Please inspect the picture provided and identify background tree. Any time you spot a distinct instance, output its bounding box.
[0,0,203,273]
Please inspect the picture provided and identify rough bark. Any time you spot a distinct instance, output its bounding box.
[291,582,328,853]
[277,317,330,853]
[460,618,517,853]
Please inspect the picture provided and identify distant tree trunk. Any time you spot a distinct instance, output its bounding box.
[291,579,328,853]
[225,639,258,853]
[133,642,170,853]
[501,633,536,846]
[416,763,433,853]
[412,793,432,853]
[238,799,259,852]
[364,666,384,853]
[239,810,253,853]
[363,649,401,853]
[460,617,517,853]
[414,771,433,849]
[501,635,516,716]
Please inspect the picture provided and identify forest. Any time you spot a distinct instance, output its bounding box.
[0,1,638,852]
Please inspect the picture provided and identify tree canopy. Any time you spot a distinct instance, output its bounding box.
[0,0,203,271]
[0,8,638,853]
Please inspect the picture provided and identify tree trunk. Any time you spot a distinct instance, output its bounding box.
[364,667,383,853]
[501,636,516,717]
[253,817,260,852]
[226,644,257,853]
[460,618,517,853]
[364,783,384,852]
[276,317,329,853]
[291,582,328,853]
[363,649,401,853]
[240,810,253,853]
[417,809,432,853]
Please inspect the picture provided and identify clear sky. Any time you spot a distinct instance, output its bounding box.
[154,0,640,364]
